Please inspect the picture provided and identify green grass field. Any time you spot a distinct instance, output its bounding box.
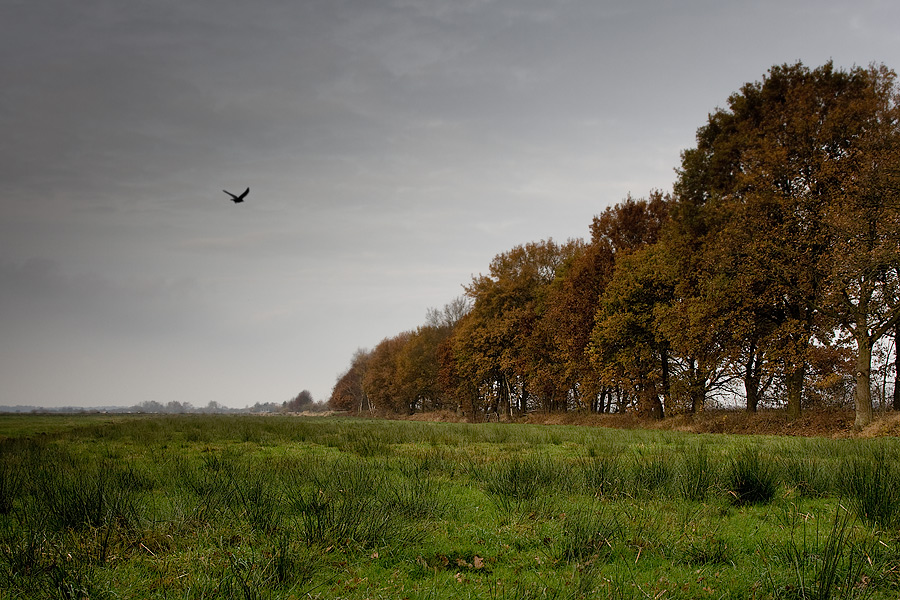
[1,414,899,599]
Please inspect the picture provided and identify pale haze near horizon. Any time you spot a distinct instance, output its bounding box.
[1,0,898,408]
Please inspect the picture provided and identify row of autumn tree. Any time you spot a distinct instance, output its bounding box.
[329,62,900,429]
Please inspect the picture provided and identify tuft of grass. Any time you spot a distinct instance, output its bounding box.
[726,447,778,506]
[768,508,877,600]
[631,455,674,497]
[481,454,558,503]
[677,445,718,502]
[579,454,624,498]
[679,533,731,566]
[228,462,284,534]
[344,432,392,457]
[267,533,321,590]
[296,488,422,550]
[378,470,447,520]
[557,504,620,562]
[841,450,900,527]
[35,459,143,539]
[784,457,833,499]
[45,559,110,600]
[0,519,49,585]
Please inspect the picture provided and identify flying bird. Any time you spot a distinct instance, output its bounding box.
[223,187,249,203]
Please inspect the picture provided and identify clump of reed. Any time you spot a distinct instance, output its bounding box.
[726,447,778,506]
[840,447,900,527]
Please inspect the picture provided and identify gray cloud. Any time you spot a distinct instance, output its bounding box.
[1,0,898,406]
[0,258,212,341]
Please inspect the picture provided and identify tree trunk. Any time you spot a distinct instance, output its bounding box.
[785,366,804,420]
[744,344,761,413]
[746,385,760,413]
[646,380,664,420]
[499,375,511,419]
[660,345,671,414]
[893,323,900,412]
[687,358,706,414]
[648,395,664,420]
[690,381,706,414]
[854,338,874,429]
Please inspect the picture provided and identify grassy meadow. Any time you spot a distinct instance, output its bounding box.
[1,414,900,599]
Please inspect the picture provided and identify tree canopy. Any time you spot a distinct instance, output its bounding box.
[329,62,900,429]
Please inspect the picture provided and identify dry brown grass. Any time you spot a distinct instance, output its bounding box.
[515,407,859,437]
[857,411,900,438]
[346,404,900,438]
[386,406,895,438]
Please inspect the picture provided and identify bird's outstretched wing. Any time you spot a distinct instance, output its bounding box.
[223,187,249,203]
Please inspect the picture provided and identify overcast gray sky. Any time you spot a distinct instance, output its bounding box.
[2,0,898,408]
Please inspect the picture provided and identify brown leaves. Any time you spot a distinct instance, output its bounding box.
[419,553,486,572]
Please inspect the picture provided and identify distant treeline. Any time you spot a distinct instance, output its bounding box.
[3,390,327,415]
[329,62,900,429]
